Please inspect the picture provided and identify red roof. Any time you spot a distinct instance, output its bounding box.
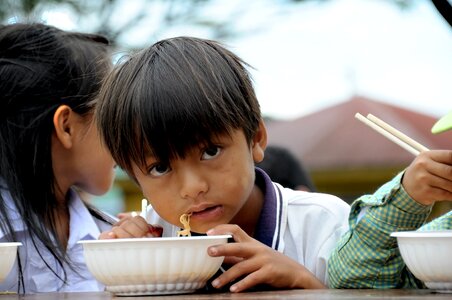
[265,96,452,170]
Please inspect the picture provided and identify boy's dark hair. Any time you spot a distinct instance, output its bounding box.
[0,23,111,292]
[96,36,261,176]
[257,145,317,192]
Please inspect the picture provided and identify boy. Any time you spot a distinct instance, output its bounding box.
[328,111,452,288]
[95,36,351,291]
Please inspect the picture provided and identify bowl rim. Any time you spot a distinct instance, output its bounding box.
[0,242,22,247]
[391,230,452,238]
[77,234,232,245]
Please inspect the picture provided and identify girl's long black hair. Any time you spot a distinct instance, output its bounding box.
[0,23,113,293]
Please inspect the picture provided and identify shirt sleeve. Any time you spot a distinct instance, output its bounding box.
[419,211,452,231]
[328,172,431,288]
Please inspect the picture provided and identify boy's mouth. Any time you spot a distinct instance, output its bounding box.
[190,205,223,220]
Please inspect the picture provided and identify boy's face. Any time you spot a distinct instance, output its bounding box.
[131,122,267,233]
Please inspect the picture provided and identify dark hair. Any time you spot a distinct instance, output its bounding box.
[0,23,111,292]
[257,145,317,192]
[96,36,261,176]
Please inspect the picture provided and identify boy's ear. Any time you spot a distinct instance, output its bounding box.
[252,119,268,163]
[53,105,74,149]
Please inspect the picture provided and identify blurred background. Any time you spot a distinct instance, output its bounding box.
[2,0,451,218]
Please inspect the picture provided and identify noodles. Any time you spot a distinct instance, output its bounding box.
[177,212,192,237]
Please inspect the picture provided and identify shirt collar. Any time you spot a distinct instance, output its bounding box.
[0,187,101,245]
[254,167,283,249]
[65,189,102,247]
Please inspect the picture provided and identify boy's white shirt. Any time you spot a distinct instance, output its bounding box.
[146,169,350,285]
[0,188,112,293]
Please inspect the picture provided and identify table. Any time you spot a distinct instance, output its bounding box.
[1,289,452,299]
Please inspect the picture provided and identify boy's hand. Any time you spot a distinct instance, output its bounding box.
[206,224,325,292]
[402,150,452,206]
[98,216,163,239]
[117,211,139,220]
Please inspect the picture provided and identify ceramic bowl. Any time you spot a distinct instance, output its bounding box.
[78,235,230,296]
[0,242,22,282]
[391,230,452,291]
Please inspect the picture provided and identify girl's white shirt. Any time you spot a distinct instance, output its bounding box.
[0,188,112,293]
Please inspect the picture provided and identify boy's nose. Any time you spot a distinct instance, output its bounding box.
[178,168,209,200]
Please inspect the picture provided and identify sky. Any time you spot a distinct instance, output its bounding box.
[231,0,452,120]
[43,0,452,120]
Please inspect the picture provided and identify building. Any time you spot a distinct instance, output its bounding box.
[265,96,452,217]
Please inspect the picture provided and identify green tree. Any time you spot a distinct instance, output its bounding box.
[1,0,267,49]
[0,0,428,51]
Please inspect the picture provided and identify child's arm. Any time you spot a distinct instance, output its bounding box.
[206,224,325,292]
[328,150,452,288]
[98,215,163,239]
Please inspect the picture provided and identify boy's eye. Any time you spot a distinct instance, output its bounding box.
[201,146,221,160]
[148,163,171,177]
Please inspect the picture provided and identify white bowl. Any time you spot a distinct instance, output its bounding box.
[391,230,452,291]
[78,235,230,296]
[0,242,22,282]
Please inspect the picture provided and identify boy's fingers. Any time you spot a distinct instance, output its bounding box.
[110,226,135,238]
[131,215,150,230]
[430,186,452,202]
[208,239,265,261]
[98,231,117,240]
[207,224,252,243]
[114,215,133,226]
[99,221,162,239]
[110,216,149,238]
[436,162,452,182]
[229,270,264,293]
[425,150,452,165]
[212,259,257,291]
[117,211,138,220]
[222,256,244,265]
[147,224,163,237]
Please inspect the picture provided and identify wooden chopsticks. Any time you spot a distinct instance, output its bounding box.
[355,113,430,156]
[141,198,148,218]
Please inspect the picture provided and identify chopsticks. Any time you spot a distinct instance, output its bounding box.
[140,199,148,219]
[130,199,148,218]
[355,113,429,156]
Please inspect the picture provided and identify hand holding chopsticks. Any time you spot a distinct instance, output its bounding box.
[354,114,452,215]
[355,113,429,156]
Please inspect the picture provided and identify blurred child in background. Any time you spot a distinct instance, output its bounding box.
[256,145,317,192]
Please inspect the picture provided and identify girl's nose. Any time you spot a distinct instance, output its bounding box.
[178,168,208,200]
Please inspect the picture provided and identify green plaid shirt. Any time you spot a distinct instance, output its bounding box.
[328,172,452,288]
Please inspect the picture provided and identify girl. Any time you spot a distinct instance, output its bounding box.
[0,23,116,293]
